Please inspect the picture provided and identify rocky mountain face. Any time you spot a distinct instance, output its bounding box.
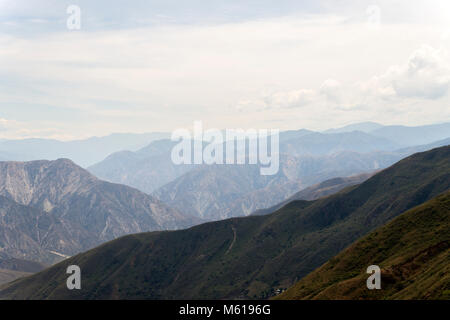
[0,159,198,264]
[0,194,76,263]
[2,146,448,300]
[152,151,402,220]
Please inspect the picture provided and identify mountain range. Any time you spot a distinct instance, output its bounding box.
[0,132,170,167]
[323,122,450,147]
[88,124,450,221]
[151,139,449,220]
[2,146,448,299]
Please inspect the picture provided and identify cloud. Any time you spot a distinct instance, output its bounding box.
[236,45,450,113]
[0,117,72,140]
[0,117,19,132]
[389,46,450,99]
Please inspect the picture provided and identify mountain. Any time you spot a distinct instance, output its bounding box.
[279,131,400,157]
[370,123,450,147]
[0,258,46,273]
[0,132,170,167]
[0,258,47,286]
[279,129,315,142]
[153,151,401,220]
[88,139,195,194]
[2,146,448,300]
[251,172,374,216]
[324,122,384,134]
[88,126,448,221]
[0,159,198,264]
[0,269,31,286]
[154,137,450,221]
[0,194,76,264]
[277,192,450,300]
[88,130,400,195]
[395,137,450,154]
[89,130,409,220]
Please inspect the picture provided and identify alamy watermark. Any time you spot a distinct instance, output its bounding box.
[366,265,381,290]
[366,5,381,30]
[67,5,81,30]
[171,121,280,176]
[66,265,81,290]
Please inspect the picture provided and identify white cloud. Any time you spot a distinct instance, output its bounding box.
[0,117,73,140]
[388,46,450,99]
[236,45,450,117]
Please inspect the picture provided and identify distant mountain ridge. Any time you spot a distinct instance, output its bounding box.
[0,132,170,167]
[2,146,448,300]
[324,122,384,133]
[370,123,450,146]
[89,125,450,221]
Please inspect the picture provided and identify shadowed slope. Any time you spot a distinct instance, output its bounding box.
[277,192,450,300]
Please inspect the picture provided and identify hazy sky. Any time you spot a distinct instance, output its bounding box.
[1,0,450,140]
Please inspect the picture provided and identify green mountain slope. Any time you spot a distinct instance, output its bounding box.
[277,192,450,300]
[1,146,449,300]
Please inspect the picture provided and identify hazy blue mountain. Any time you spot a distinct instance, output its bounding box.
[280,131,400,156]
[279,129,315,142]
[88,139,196,194]
[0,132,170,167]
[395,137,450,154]
[369,122,450,146]
[324,122,384,134]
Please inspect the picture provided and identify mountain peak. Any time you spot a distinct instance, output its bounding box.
[324,122,384,134]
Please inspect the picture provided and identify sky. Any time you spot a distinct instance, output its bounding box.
[0,0,450,140]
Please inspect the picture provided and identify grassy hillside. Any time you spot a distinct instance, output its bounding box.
[277,192,450,300]
[1,146,449,300]
[0,269,31,286]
